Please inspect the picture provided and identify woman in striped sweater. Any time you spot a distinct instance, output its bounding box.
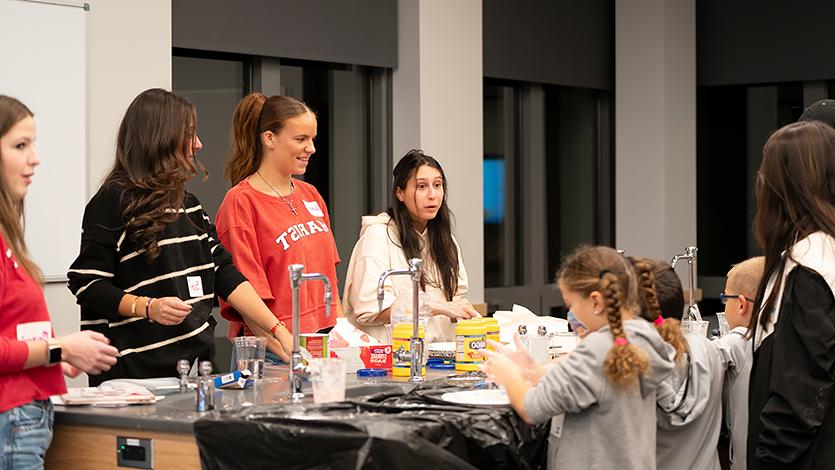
[67,89,294,385]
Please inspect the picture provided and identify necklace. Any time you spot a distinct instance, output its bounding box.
[256,171,297,215]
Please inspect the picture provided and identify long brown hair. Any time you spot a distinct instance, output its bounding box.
[225,93,312,186]
[557,246,649,388]
[629,257,688,361]
[0,96,42,282]
[103,88,203,263]
[750,120,835,335]
[387,150,460,301]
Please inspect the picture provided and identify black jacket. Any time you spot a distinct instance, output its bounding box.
[748,267,835,470]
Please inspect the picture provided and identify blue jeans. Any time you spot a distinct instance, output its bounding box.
[0,400,54,470]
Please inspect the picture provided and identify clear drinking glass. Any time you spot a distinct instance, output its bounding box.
[233,336,267,379]
[310,357,347,404]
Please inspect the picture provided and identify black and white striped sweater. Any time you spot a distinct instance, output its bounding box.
[67,185,245,386]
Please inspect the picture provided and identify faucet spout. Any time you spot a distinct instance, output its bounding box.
[670,246,698,309]
[375,258,425,382]
[287,264,334,401]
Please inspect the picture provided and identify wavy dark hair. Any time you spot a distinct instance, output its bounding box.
[0,96,41,282]
[102,88,205,263]
[749,120,835,336]
[386,150,459,300]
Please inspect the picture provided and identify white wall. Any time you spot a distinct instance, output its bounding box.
[393,0,485,303]
[615,0,696,271]
[45,0,172,386]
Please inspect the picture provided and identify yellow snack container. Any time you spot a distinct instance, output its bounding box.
[455,319,487,372]
[482,317,500,352]
[392,323,426,377]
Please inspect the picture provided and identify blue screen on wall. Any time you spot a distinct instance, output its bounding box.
[483,159,504,224]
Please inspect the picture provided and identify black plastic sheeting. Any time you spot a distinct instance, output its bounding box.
[194,386,547,469]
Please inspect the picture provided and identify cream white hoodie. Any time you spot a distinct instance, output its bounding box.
[342,213,470,343]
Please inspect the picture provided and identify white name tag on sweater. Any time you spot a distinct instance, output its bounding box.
[551,413,565,438]
[303,200,324,218]
[187,276,204,298]
[17,321,51,341]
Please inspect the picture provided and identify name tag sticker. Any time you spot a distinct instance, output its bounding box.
[17,321,52,341]
[187,276,204,298]
[551,413,565,438]
[303,200,325,218]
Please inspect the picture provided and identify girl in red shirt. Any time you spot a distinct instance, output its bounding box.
[0,96,119,469]
[217,94,341,346]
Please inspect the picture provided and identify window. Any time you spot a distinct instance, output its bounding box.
[483,79,613,315]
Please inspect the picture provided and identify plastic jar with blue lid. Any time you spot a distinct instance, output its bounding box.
[356,368,388,383]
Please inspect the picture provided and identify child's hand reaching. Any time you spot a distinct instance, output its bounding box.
[481,348,524,388]
[485,334,547,385]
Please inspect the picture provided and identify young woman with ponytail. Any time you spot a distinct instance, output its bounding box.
[630,257,725,470]
[215,94,340,345]
[483,246,674,470]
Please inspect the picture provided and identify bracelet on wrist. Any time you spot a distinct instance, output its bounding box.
[145,297,153,322]
[270,320,286,337]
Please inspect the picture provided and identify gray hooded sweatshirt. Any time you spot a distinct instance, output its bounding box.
[524,319,675,470]
[655,332,725,470]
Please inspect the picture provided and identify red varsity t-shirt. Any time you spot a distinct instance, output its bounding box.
[216,178,340,336]
[0,233,65,413]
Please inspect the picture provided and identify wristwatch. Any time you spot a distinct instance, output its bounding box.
[44,337,62,367]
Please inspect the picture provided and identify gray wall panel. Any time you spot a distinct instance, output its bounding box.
[698,0,835,86]
[483,0,614,90]
[173,0,397,68]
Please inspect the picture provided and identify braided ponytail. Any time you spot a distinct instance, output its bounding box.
[631,258,688,361]
[600,272,649,388]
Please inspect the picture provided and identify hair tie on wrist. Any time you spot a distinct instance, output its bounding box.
[654,316,665,326]
[614,337,629,346]
[145,297,153,322]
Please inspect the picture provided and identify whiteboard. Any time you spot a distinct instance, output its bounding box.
[0,0,87,281]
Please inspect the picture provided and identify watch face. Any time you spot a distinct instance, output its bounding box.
[48,345,62,365]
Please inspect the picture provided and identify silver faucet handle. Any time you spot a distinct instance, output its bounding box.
[198,361,213,377]
[176,359,191,377]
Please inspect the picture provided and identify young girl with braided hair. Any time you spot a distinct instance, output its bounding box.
[483,246,675,470]
[630,257,725,470]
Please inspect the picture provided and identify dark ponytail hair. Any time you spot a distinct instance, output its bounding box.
[630,257,688,361]
[557,246,649,388]
[225,93,312,186]
[387,149,460,300]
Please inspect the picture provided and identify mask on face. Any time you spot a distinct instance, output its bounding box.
[567,310,588,334]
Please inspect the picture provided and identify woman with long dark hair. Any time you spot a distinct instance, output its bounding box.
[67,89,293,385]
[747,120,835,469]
[343,149,479,342]
[216,93,341,348]
[0,96,118,468]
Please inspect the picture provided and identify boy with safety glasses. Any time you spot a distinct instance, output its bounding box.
[715,256,765,470]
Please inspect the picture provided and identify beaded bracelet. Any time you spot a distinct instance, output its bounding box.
[145,297,153,322]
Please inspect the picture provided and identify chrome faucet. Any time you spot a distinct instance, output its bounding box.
[377,258,424,383]
[671,246,699,319]
[288,264,332,401]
